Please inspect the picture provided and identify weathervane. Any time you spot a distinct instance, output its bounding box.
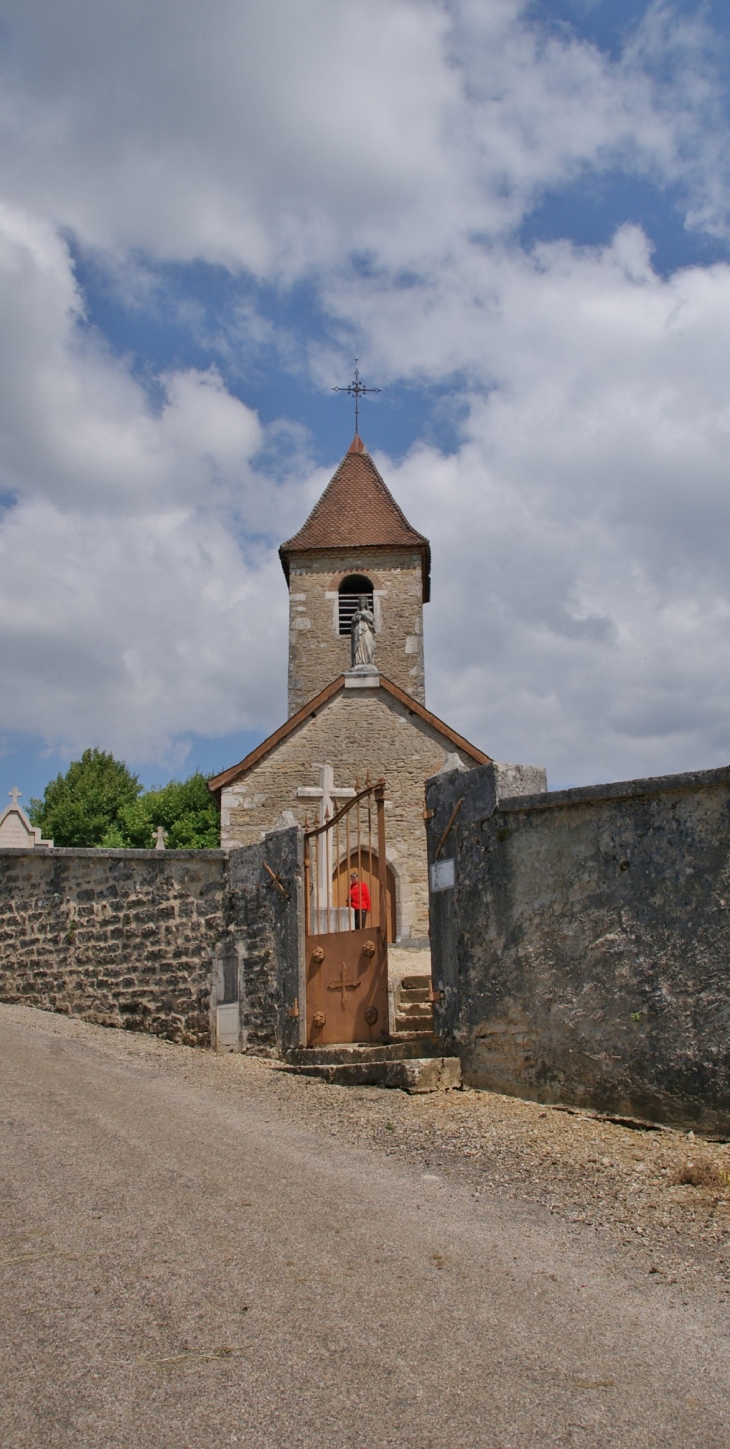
[332,359,381,435]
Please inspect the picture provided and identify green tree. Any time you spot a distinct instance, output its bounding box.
[30,754,220,849]
[116,772,220,849]
[29,749,142,847]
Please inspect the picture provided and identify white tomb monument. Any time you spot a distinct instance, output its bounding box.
[0,787,53,848]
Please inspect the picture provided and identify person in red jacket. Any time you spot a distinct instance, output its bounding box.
[348,871,371,928]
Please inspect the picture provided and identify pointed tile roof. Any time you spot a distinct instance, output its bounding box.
[280,435,431,600]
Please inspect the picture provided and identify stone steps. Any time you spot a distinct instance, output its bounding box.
[280,1041,461,1093]
[286,1040,441,1065]
[384,1029,435,1044]
[394,973,435,1037]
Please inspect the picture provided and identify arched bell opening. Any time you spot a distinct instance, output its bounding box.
[331,848,397,941]
[338,575,374,637]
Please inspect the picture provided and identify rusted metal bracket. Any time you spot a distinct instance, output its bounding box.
[263,862,289,899]
[287,997,299,1020]
[428,985,443,1003]
[434,797,463,860]
[423,807,435,821]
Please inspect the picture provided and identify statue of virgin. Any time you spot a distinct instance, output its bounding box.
[351,596,376,667]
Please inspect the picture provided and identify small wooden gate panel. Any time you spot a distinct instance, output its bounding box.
[304,777,389,1047]
[305,928,388,1045]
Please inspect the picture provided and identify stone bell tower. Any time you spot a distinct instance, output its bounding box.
[279,435,431,717]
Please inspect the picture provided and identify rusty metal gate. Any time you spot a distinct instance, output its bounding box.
[303,776,389,1046]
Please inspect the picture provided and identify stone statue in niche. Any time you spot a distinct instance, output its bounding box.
[351,595,376,667]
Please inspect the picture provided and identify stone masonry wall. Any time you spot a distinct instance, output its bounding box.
[221,825,305,1056]
[221,685,475,941]
[427,762,730,1134]
[0,836,305,1055]
[287,547,425,716]
[0,848,228,1044]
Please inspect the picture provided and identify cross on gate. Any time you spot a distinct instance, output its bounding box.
[8,787,21,807]
[327,961,362,1011]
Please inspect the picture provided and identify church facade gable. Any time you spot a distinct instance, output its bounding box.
[214,680,484,942]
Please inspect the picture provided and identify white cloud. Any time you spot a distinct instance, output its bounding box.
[371,227,730,783]
[0,0,458,272]
[0,0,727,277]
[0,206,291,762]
[0,0,729,785]
[0,497,288,762]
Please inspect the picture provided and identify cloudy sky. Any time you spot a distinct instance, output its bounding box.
[1,0,730,797]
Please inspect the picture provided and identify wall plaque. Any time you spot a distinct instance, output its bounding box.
[430,857,455,892]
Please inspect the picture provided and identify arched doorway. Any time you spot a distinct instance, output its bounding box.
[332,849,397,942]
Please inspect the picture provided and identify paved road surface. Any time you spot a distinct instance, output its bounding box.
[1,1009,729,1449]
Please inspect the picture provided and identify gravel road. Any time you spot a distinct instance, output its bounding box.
[2,1002,729,1449]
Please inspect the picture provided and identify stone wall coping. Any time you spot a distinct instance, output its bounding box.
[0,846,227,859]
[496,763,730,816]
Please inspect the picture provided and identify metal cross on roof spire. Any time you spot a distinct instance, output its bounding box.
[332,360,381,435]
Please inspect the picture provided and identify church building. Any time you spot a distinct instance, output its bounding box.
[208,433,489,948]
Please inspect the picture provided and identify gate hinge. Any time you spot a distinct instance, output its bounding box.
[287,997,300,1019]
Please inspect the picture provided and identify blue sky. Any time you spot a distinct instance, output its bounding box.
[2,0,730,803]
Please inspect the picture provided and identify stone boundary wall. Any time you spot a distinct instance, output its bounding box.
[0,830,305,1053]
[217,825,305,1057]
[427,762,730,1134]
[0,847,228,1045]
